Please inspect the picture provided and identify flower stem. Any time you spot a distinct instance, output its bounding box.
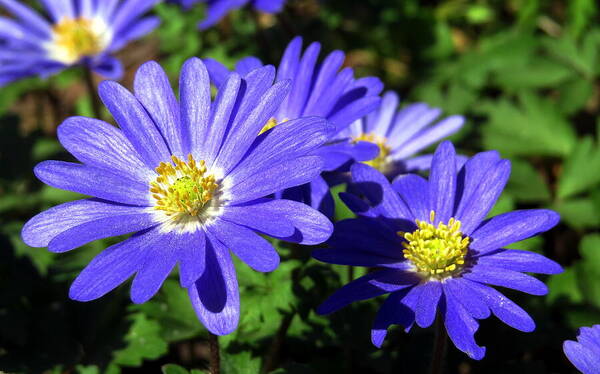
[208,332,221,374]
[84,67,102,120]
[262,311,295,373]
[430,315,447,374]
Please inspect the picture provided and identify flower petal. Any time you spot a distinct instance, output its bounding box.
[181,57,211,157]
[221,200,295,238]
[215,78,294,174]
[476,249,563,275]
[371,288,416,348]
[34,161,150,206]
[226,198,332,245]
[134,61,183,156]
[130,230,188,303]
[415,281,442,328]
[392,173,429,221]
[442,279,490,319]
[197,73,241,165]
[443,290,486,360]
[69,228,157,301]
[99,80,170,169]
[317,270,402,315]
[350,163,412,219]
[178,230,207,288]
[464,264,548,295]
[57,116,152,181]
[21,198,147,248]
[470,210,560,254]
[48,213,156,253]
[428,141,456,224]
[208,219,280,272]
[228,116,332,182]
[392,115,464,160]
[227,155,323,205]
[564,341,600,374]
[463,279,535,332]
[188,234,240,335]
[455,155,510,235]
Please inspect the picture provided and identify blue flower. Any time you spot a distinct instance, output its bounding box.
[21,58,333,335]
[312,141,562,359]
[337,91,464,177]
[0,0,160,85]
[204,36,383,216]
[564,325,600,373]
[168,0,286,29]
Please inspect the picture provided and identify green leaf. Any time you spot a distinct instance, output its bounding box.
[557,78,594,115]
[76,366,101,374]
[576,234,600,308]
[332,184,355,221]
[493,57,574,91]
[222,351,261,374]
[565,0,598,38]
[111,313,169,367]
[505,159,551,202]
[553,198,600,229]
[162,364,194,374]
[547,267,584,304]
[557,136,600,199]
[133,279,204,342]
[480,93,577,157]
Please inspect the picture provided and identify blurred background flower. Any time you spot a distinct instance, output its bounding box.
[168,0,287,29]
[0,0,160,85]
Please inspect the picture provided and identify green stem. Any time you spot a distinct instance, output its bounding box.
[208,332,221,374]
[262,311,295,373]
[430,315,447,374]
[84,67,102,120]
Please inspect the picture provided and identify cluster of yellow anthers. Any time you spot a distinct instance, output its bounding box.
[399,211,470,279]
[150,155,218,217]
[51,17,104,63]
[353,133,391,171]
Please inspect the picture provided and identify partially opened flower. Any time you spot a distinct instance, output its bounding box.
[337,91,464,177]
[313,141,562,359]
[21,58,333,335]
[0,0,160,85]
[168,0,286,30]
[564,325,600,373]
[204,36,383,216]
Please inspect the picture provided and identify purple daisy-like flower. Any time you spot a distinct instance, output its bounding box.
[337,90,465,177]
[0,0,160,85]
[168,0,286,29]
[204,36,383,216]
[312,141,562,359]
[21,58,333,335]
[564,325,600,373]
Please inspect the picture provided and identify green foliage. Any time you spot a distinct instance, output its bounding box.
[0,0,599,373]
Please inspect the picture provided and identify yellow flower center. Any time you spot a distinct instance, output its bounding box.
[400,211,470,280]
[353,133,391,171]
[49,17,106,64]
[150,155,218,218]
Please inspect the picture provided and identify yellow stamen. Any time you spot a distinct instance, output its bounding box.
[150,154,218,217]
[259,117,288,134]
[50,17,106,64]
[399,211,470,279]
[353,133,391,171]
